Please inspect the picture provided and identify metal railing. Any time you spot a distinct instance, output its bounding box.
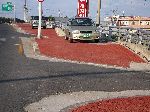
[99,25,150,50]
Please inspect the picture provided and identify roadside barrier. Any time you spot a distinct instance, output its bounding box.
[99,26,150,62]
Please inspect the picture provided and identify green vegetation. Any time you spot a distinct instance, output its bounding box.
[0,17,25,23]
[48,16,55,21]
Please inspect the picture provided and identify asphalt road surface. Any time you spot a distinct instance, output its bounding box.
[0,24,150,112]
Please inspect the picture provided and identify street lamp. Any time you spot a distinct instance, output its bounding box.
[58,10,61,17]
[24,0,28,22]
[96,0,101,26]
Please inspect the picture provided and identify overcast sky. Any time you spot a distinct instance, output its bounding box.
[0,0,150,20]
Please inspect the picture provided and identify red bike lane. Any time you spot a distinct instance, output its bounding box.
[17,23,145,68]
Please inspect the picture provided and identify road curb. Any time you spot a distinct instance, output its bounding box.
[24,90,150,112]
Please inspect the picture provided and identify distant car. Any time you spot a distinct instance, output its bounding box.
[64,17,100,43]
[31,16,46,29]
[60,22,67,31]
[46,21,55,29]
[55,21,61,28]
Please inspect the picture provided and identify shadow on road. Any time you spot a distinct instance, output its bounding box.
[0,70,141,84]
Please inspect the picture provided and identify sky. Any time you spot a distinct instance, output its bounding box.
[0,0,150,20]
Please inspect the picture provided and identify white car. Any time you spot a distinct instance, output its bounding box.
[31,16,46,29]
[64,17,100,43]
[46,21,55,29]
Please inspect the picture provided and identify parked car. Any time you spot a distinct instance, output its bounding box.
[31,16,46,29]
[60,22,67,31]
[46,21,56,29]
[55,21,61,28]
[64,17,100,43]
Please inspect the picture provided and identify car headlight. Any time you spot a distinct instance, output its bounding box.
[72,30,80,34]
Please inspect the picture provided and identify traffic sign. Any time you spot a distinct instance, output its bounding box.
[2,2,13,11]
[77,0,88,17]
[37,0,44,2]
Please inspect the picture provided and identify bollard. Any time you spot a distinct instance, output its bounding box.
[18,44,23,55]
[18,38,24,55]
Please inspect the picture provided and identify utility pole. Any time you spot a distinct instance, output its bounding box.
[37,0,44,39]
[96,0,101,26]
[24,0,28,22]
[37,2,42,38]
[13,5,16,23]
[58,10,61,17]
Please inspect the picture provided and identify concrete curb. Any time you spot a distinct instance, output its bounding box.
[129,62,150,71]
[55,28,66,37]
[119,41,150,62]
[24,90,150,112]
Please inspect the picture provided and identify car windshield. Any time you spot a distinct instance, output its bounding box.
[71,18,93,26]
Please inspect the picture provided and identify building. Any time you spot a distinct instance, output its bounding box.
[105,16,150,30]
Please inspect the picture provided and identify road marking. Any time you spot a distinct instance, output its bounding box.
[14,44,20,46]
[0,38,6,42]
[25,90,150,112]
[11,36,15,39]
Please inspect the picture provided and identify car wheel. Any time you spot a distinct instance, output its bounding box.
[65,36,68,40]
[94,39,99,43]
[43,26,46,29]
[69,37,73,43]
[32,26,34,29]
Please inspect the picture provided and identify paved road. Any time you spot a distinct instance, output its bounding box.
[0,24,150,112]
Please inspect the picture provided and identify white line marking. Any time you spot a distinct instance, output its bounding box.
[11,36,15,39]
[0,38,6,42]
[14,44,20,46]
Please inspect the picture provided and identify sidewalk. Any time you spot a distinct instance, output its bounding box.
[16,23,146,68]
